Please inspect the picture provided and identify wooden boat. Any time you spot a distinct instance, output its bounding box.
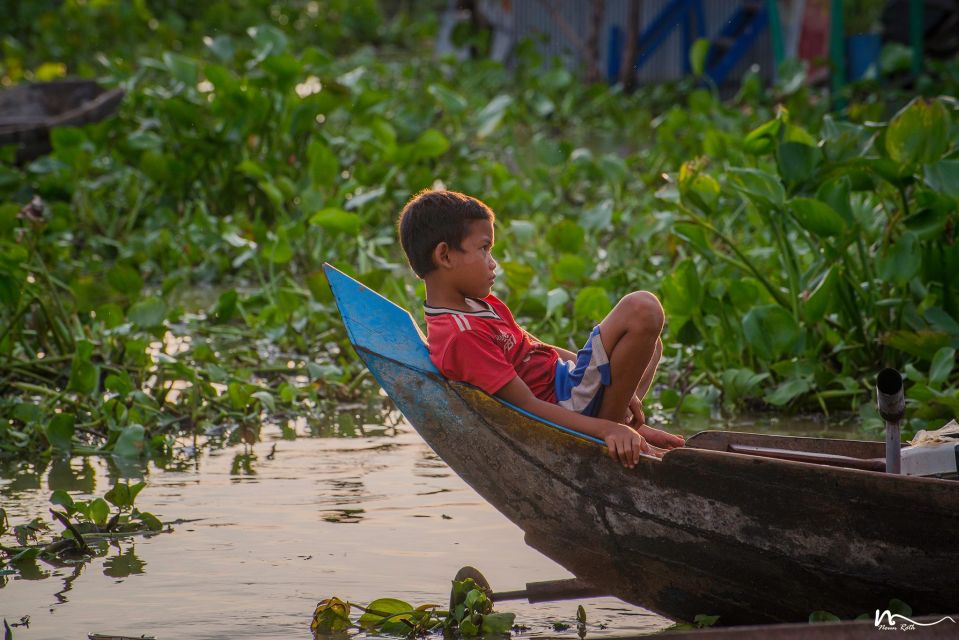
[323,263,959,625]
[0,80,124,163]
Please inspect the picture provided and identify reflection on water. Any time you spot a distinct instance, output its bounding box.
[1,409,868,639]
[103,545,147,579]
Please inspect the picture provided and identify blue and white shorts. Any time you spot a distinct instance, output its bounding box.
[553,326,611,417]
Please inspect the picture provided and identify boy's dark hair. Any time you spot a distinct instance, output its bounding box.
[397,189,495,278]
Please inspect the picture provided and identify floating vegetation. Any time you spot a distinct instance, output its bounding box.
[2,1,959,463]
[0,481,172,587]
[312,578,516,639]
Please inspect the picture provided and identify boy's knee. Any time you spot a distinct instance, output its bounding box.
[622,291,665,335]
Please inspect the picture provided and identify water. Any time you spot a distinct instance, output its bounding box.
[0,412,865,639]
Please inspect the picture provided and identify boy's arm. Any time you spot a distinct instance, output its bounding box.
[525,331,577,361]
[495,376,648,468]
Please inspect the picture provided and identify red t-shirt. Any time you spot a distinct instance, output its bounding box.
[425,295,559,401]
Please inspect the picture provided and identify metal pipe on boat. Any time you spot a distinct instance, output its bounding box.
[876,368,905,474]
[493,578,606,604]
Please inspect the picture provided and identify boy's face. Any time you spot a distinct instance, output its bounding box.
[449,219,497,298]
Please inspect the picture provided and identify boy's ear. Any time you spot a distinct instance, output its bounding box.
[432,241,452,269]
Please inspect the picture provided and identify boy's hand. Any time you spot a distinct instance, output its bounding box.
[603,422,649,468]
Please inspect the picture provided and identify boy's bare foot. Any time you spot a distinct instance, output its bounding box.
[637,424,685,450]
[646,443,668,459]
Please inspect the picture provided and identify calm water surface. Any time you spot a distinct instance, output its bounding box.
[0,412,863,639]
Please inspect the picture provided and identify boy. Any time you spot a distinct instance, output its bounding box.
[397,189,684,468]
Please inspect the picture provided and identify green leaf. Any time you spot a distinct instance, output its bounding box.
[546,288,569,316]
[412,129,450,160]
[678,393,712,416]
[205,34,235,62]
[309,208,361,235]
[580,200,613,230]
[248,24,289,56]
[307,139,339,187]
[476,94,512,138]
[765,377,812,406]
[262,227,293,264]
[742,305,801,361]
[679,168,720,214]
[551,254,588,283]
[816,177,855,226]
[885,97,951,166]
[96,302,125,328]
[312,598,352,634]
[929,347,955,386]
[251,390,275,412]
[136,511,163,531]
[694,614,720,628]
[105,372,135,397]
[790,198,846,237]
[924,159,959,200]
[877,232,921,285]
[481,613,516,634]
[211,289,238,324]
[258,180,284,208]
[809,611,840,623]
[36,61,66,81]
[501,261,534,296]
[128,481,146,504]
[888,598,913,617]
[0,273,20,309]
[427,84,468,114]
[573,287,611,324]
[358,598,413,629]
[777,142,821,185]
[50,489,74,510]
[743,118,781,155]
[46,413,75,453]
[721,368,770,405]
[689,38,710,76]
[113,424,145,458]
[89,497,110,526]
[882,330,951,361]
[236,159,266,180]
[545,220,585,253]
[51,127,86,150]
[162,52,198,85]
[661,259,702,319]
[459,619,479,636]
[728,167,785,209]
[105,482,140,509]
[67,341,99,395]
[345,186,385,211]
[803,267,838,323]
[106,264,143,298]
[228,382,254,410]
[128,296,167,328]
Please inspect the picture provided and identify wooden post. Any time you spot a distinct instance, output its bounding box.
[909,0,924,76]
[586,0,605,83]
[829,0,845,110]
[768,0,785,72]
[619,0,642,91]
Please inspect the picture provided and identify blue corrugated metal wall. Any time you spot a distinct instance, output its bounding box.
[506,0,774,85]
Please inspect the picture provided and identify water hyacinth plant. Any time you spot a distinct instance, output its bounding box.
[1,0,958,465]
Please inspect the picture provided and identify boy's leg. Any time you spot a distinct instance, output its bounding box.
[594,292,664,424]
[595,298,684,449]
[633,337,663,403]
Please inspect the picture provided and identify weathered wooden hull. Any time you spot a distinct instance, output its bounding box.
[324,264,959,625]
[0,80,124,163]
